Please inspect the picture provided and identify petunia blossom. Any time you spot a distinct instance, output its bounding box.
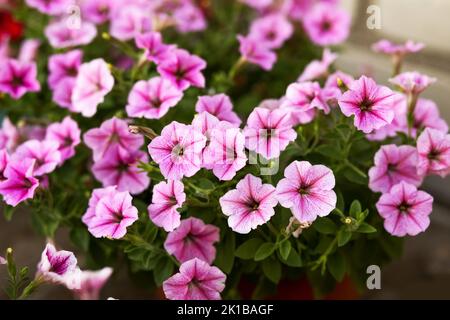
[368,144,422,193]
[237,34,276,71]
[109,5,152,41]
[376,182,433,237]
[282,81,333,115]
[173,3,207,33]
[195,94,241,126]
[298,49,338,82]
[219,174,277,234]
[164,217,220,264]
[48,49,83,90]
[148,179,186,232]
[163,258,226,300]
[276,160,336,223]
[416,128,450,178]
[26,0,72,15]
[45,20,97,49]
[13,140,61,176]
[389,71,436,96]
[45,116,81,163]
[191,111,220,169]
[372,39,424,56]
[248,13,293,49]
[135,32,176,65]
[0,149,9,182]
[0,58,40,99]
[82,186,117,227]
[0,117,20,152]
[0,255,5,265]
[73,267,113,300]
[81,0,116,24]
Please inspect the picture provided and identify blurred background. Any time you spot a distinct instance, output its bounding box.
[1,0,450,299]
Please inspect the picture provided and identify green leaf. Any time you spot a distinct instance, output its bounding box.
[254,242,276,261]
[235,238,263,259]
[214,232,235,273]
[281,247,302,267]
[70,227,90,251]
[327,253,346,281]
[3,205,15,221]
[313,217,337,234]
[31,211,59,237]
[262,259,281,283]
[343,167,367,185]
[197,178,215,191]
[349,200,362,218]
[337,229,352,247]
[279,240,292,261]
[153,257,174,286]
[356,222,377,233]
[315,144,342,160]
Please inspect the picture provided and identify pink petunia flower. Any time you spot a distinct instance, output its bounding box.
[82,185,117,227]
[416,128,450,178]
[148,179,186,232]
[126,77,183,119]
[237,34,276,71]
[164,217,220,264]
[324,70,354,93]
[84,117,143,162]
[298,48,338,82]
[0,255,5,265]
[73,267,113,300]
[389,71,436,96]
[372,39,424,56]
[0,58,40,99]
[276,160,336,223]
[191,111,220,169]
[0,117,20,152]
[163,258,226,300]
[135,32,176,65]
[302,3,351,46]
[52,78,77,110]
[157,49,206,91]
[0,158,39,207]
[0,149,9,182]
[248,13,293,49]
[338,76,395,133]
[376,182,433,237]
[240,0,273,10]
[109,5,152,41]
[18,39,41,63]
[195,94,242,126]
[91,147,150,195]
[148,121,206,180]
[87,188,138,239]
[26,0,72,15]
[45,20,97,49]
[244,107,297,160]
[282,81,333,115]
[368,144,422,194]
[45,116,81,163]
[81,0,116,24]
[219,174,277,234]
[173,3,207,33]
[71,59,114,117]
[13,140,61,176]
[48,50,83,90]
[36,243,81,290]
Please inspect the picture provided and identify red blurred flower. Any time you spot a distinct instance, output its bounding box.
[0,10,22,41]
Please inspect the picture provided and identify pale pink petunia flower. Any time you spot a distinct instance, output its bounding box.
[0,149,9,182]
[195,94,241,126]
[52,78,76,110]
[84,117,143,162]
[81,0,116,24]
[372,39,424,56]
[302,3,351,46]
[71,59,114,117]
[240,0,273,10]
[276,160,336,223]
[164,217,220,264]
[82,186,117,227]
[338,76,395,133]
[248,13,293,49]
[282,81,333,115]
[88,189,138,239]
[0,117,19,152]
[368,144,422,194]
[237,34,276,71]
[244,107,297,160]
[13,140,61,176]
[389,71,436,96]
[298,49,338,82]
[376,182,433,237]
[191,111,220,169]
[0,255,5,265]
[91,147,150,195]
[416,128,450,178]
[48,50,83,90]
[324,70,354,93]
[148,179,186,232]
[163,258,226,300]
[157,49,206,91]
[73,267,113,300]
[0,158,39,207]
[45,20,97,49]
[126,77,183,119]
[26,0,72,15]
[219,174,277,234]
[45,116,81,163]
[135,32,176,65]
[0,58,40,99]
[148,121,206,180]
[18,39,41,63]
[109,5,152,41]
[173,3,207,33]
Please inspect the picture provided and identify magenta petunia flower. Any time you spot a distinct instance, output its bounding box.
[45,20,97,49]
[91,147,150,195]
[82,186,117,227]
[416,128,450,178]
[52,78,76,110]
[389,71,436,96]
[173,3,207,33]
[81,0,116,24]
[87,188,138,239]
[71,59,114,117]
[135,32,176,65]
[13,140,61,176]
[338,76,395,133]
[148,121,206,180]
[298,48,337,82]
[157,49,206,91]
[237,34,276,71]
[45,116,81,163]
[376,182,433,237]
[48,50,83,90]
[372,39,424,56]
[126,77,183,119]
[164,217,220,264]
[244,107,297,160]
[195,94,242,126]
[109,5,152,41]
[276,160,336,223]
[148,179,186,232]
[0,58,40,99]
[282,81,333,115]
[0,149,9,182]
[26,0,72,15]
[73,267,113,300]
[163,258,226,300]
[248,13,293,49]
[369,144,422,193]
[37,243,81,290]
[219,174,277,234]
[0,158,39,207]
[303,3,351,46]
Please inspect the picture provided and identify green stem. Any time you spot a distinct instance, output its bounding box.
[228,57,246,81]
